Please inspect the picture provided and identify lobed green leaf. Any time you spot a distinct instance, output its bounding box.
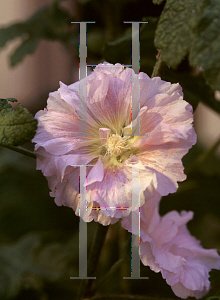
[0,98,37,146]
[0,98,17,110]
[154,0,207,68]
[189,0,220,90]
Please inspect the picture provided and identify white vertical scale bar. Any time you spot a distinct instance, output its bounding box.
[131,24,140,278]
[123,167,140,279]
[131,167,141,278]
[79,165,88,278]
[70,21,96,280]
[123,21,148,280]
[132,22,140,137]
[79,22,87,80]
[79,22,87,136]
[131,22,140,74]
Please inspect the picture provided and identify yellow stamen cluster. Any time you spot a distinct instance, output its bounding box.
[105,133,129,156]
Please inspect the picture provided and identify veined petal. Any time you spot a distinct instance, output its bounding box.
[126,194,220,300]
[86,156,104,186]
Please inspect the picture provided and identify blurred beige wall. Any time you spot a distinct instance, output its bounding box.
[195,102,220,155]
[0,0,76,113]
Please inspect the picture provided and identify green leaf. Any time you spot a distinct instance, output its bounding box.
[0,232,78,298]
[154,0,206,68]
[3,98,17,103]
[189,0,220,90]
[0,99,37,146]
[0,98,17,110]
[155,0,220,94]
[10,38,39,66]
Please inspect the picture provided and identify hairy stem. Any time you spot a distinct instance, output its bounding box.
[94,258,124,292]
[151,50,164,78]
[3,145,36,159]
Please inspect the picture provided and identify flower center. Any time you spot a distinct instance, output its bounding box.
[105,133,129,156]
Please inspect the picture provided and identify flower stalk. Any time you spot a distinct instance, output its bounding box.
[3,145,36,159]
[77,222,109,300]
[151,50,164,78]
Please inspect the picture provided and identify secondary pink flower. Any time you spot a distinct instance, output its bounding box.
[121,188,220,299]
[33,62,196,223]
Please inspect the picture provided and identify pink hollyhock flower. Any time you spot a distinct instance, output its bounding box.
[121,187,220,299]
[33,62,196,224]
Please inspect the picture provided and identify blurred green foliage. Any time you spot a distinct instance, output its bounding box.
[0,0,75,66]
[0,0,220,299]
[153,0,165,4]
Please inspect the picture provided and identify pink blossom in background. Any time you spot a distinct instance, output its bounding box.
[33,62,196,223]
[121,187,220,299]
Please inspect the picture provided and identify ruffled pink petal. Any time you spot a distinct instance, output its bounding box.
[121,186,220,299]
[140,186,161,228]
[133,92,196,147]
[86,156,104,186]
[35,146,96,181]
[86,156,157,219]
[86,168,132,219]
[33,92,97,155]
[152,211,194,246]
[136,200,220,299]
[171,281,209,299]
[123,107,163,136]
[178,260,210,291]
[121,186,161,238]
[77,63,133,131]
[49,166,118,224]
[136,143,192,195]
[127,90,196,196]
[94,62,125,76]
[139,236,161,273]
[51,167,80,208]
[139,73,183,108]
[153,246,186,273]
[35,146,57,177]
